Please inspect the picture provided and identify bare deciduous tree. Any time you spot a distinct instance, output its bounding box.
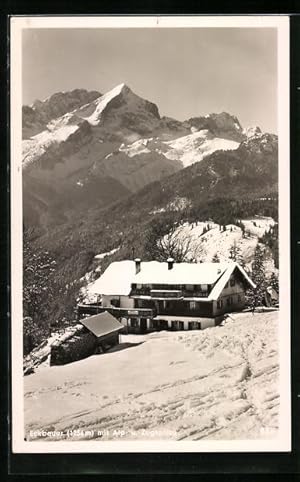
[152,226,204,262]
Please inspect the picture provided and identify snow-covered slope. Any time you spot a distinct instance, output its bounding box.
[163,129,240,167]
[24,311,279,441]
[160,217,277,274]
[22,115,80,167]
[117,129,240,168]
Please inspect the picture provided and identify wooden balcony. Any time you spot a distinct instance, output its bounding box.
[156,306,213,318]
[150,289,182,299]
[183,290,209,298]
[77,304,156,320]
[131,288,209,299]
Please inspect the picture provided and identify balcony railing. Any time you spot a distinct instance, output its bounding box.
[150,289,182,299]
[131,289,209,298]
[156,306,213,317]
[183,290,209,298]
[77,304,156,320]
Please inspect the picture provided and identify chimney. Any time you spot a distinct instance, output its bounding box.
[135,258,141,274]
[167,257,174,270]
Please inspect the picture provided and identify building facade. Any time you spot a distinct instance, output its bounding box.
[78,259,255,333]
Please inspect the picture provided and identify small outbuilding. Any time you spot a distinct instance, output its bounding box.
[50,311,124,366]
[80,311,124,352]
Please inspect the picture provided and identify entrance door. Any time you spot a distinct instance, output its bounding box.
[140,318,147,334]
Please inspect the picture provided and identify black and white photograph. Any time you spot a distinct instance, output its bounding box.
[10,15,290,453]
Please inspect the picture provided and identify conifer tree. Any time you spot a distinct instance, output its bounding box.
[229,240,245,267]
[269,271,279,293]
[23,228,57,353]
[246,243,266,312]
[212,253,220,263]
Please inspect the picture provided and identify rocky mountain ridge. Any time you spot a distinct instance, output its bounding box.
[23,88,101,139]
[22,83,276,229]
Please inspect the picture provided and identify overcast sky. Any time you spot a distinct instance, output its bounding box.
[22,27,277,133]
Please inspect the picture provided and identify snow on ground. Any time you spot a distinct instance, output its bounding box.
[119,138,152,157]
[24,324,84,374]
[94,247,120,260]
[163,130,240,167]
[242,217,276,238]
[24,311,279,442]
[150,197,192,215]
[116,129,239,167]
[78,248,120,304]
[164,218,277,274]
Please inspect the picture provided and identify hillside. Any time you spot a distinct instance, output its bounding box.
[24,132,278,326]
[24,311,279,442]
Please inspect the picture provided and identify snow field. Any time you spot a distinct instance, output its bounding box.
[118,129,240,168]
[165,218,277,274]
[22,124,79,167]
[24,311,279,441]
[164,130,240,167]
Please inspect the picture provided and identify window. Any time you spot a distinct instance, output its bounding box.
[190,301,197,310]
[150,319,158,329]
[110,298,120,307]
[238,295,241,303]
[188,321,201,330]
[171,320,184,330]
[201,284,208,292]
[137,284,142,289]
[230,278,235,287]
[135,299,144,308]
[217,299,223,309]
[224,282,229,289]
[159,320,168,330]
[186,284,193,291]
[130,318,139,327]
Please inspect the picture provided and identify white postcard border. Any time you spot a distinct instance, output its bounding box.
[10,15,291,453]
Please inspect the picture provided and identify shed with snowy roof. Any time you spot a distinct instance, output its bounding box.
[80,311,124,351]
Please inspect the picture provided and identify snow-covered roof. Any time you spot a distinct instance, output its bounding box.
[89,260,137,296]
[134,261,229,285]
[207,263,256,301]
[89,260,255,297]
[80,311,123,338]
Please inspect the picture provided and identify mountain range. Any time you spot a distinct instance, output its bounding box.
[22,83,275,228]
[22,83,278,324]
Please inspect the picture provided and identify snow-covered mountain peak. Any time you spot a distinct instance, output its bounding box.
[77,83,160,131]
